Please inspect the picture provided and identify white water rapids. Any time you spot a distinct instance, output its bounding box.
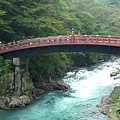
[0,58,120,120]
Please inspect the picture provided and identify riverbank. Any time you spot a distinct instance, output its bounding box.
[0,55,118,111]
[96,57,120,120]
[97,86,120,120]
[0,73,70,109]
[0,57,120,120]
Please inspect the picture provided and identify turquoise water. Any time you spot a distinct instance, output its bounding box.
[0,58,120,120]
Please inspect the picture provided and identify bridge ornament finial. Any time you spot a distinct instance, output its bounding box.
[71,28,75,43]
[72,28,74,34]
[78,30,81,36]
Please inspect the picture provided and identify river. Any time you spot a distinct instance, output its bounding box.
[0,58,120,120]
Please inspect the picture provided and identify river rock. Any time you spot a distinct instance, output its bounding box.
[0,99,5,109]
[0,96,11,109]
[34,89,45,95]
[9,97,23,108]
[110,72,117,77]
[20,95,31,105]
[100,105,119,120]
[99,105,110,115]
[96,95,110,108]
[34,80,70,94]
[51,80,70,90]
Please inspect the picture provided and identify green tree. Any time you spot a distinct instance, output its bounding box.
[29,53,71,82]
[0,10,5,25]
[0,56,12,81]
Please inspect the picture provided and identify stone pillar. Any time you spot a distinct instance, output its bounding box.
[13,57,29,97]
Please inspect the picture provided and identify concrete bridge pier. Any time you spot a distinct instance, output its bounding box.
[13,57,29,97]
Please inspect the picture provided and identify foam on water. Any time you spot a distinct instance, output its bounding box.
[0,58,120,120]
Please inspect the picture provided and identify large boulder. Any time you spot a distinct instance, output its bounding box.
[7,95,32,108]
[20,95,31,105]
[0,97,10,109]
[34,89,45,95]
[9,97,23,108]
[51,80,70,90]
[34,80,70,94]
[0,99,5,109]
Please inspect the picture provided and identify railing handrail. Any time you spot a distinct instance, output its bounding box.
[0,34,120,54]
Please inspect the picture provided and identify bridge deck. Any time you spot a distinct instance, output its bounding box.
[0,34,120,58]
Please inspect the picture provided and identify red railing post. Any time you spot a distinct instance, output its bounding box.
[109,37,110,44]
[71,28,75,43]
[115,40,117,44]
[78,30,81,37]
[96,35,99,43]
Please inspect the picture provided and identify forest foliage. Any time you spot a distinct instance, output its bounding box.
[0,56,12,81]
[0,0,120,81]
[1,0,120,42]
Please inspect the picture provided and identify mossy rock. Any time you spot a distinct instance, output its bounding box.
[108,102,120,119]
[108,86,120,119]
[109,86,120,103]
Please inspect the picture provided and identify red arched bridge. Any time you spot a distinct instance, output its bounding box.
[0,33,120,59]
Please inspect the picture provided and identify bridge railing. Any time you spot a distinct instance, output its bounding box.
[0,35,120,54]
[74,35,120,44]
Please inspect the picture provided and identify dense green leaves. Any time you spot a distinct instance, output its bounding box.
[0,0,107,42]
[29,53,71,81]
[0,10,5,25]
[0,56,12,81]
[68,52,108,67]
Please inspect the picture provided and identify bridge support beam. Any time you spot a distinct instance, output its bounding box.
[13,57,29,97]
